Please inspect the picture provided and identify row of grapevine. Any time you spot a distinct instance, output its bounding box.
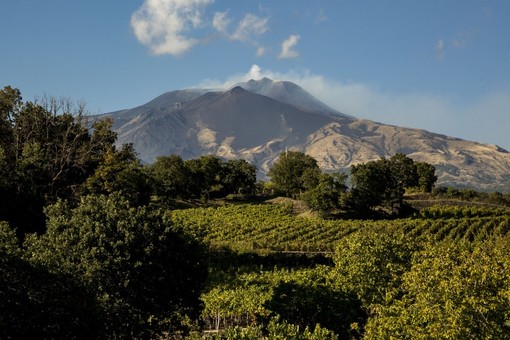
[169,204,510,253]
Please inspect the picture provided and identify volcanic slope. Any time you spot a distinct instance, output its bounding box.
[104,78,510,190]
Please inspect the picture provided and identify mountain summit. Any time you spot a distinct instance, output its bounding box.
[234,77,347,116]
[103,78,510,190]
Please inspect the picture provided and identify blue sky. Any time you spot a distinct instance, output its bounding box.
[1,1,509,149]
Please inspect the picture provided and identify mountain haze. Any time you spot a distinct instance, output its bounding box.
[103,78,510,190]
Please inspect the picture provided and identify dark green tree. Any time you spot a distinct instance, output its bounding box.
[0,86,120,235]
[82,144,153,206]
[268,151,321,198]
[0,222,102,339]
[184,155,224,199]
[150,155,190,200]
[301,173,347,217]
[222,159,257,197]
[415,161,437,192]
[25,193,208,338]
[347,154,429,213]
[348,158,391,212]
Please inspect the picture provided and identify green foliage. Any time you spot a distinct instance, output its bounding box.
[0,221,20,256]
[0,222,101,338]
[200,266,348,338]
[222,159,257,197]
[301,173,347,217]
[222,325,263,339]
[0,86,119,235]
[265,281,365,338]
[268,151,321,198]
[180,155,257,200]
[333,228,420,308]
[266,317,339,340]
[365,239,510,339]
[150,154,191,199]
[415,161,437,192]
[25,193,208,338]
[347,153,436,214]
[82,144,153,206]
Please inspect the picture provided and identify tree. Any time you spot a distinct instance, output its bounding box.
[184,155,224,199]
[348,159,391,212]
[150,155,191,200]
[82,144,153,206]
[347,154,431,214]
[0,222,102,338]
[301,173,347,217]
[415,161,437,192]
[0,86,120,235]
[25,193,208,338]
[222,159,257,197]
[268,151,321,198]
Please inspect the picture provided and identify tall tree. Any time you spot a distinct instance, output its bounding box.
[222,159,257,197]
[0,87,119,234]
[415,161,437,192]
[268,151,321,198]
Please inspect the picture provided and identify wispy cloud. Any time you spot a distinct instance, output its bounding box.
[435,39,445,59]
[315,8,327,23]
[230,14,269,42]
[197,65,510,149]
[212,12,269,56]
[131,0,212,56]
[256,47,267,57]
[436,29,478,59]
[212,11,230,34]
[278,34,300,59]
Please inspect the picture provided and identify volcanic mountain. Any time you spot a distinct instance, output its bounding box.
[103,78,510,190]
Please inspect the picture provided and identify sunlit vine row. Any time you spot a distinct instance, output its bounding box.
[169,204,510,253]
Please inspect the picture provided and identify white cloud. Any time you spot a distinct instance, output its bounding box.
[232,14,269,42]
[212,11,230,34]
[214,13,269,43]
[196,65,510,149]
[131,0,212,56]
[129,3,279,58]
[256,46,267,57]
[211,12,269,56]
[278,34,300,59]
[435,39,445,58]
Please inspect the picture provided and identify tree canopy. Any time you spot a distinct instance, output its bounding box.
[268,151,321,198]
[347,153,437,214]
[25,193,208,338]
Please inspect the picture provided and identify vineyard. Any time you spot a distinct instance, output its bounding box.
[169,203,510,253]
[170,202,510,338]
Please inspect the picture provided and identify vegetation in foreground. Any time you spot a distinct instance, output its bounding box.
[1,86,510,338]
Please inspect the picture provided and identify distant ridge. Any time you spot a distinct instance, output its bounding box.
[103,78,510,190]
